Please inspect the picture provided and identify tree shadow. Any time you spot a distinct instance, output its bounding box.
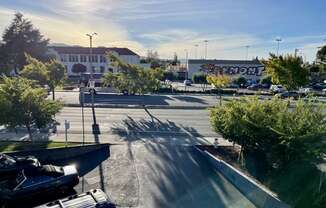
[135,143,255,207]
[171,95,209,104]
[83,94,174,106]
[111,114,204,144]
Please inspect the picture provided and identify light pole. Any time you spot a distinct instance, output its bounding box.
[194,44,198,59]
[275,37,282,56]
[245,45,250,60]
[184,49,188,69]
[204,40,208,59]
[86,32,100,135]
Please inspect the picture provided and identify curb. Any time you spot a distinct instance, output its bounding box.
[194,146,290,208]
[64,103,211,110]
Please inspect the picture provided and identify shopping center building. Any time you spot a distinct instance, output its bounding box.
[187,59,265,82]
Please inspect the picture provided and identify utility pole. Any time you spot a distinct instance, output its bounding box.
[86,32,100,135]
[194,44,198,59]
[204,40,208,59]
[275,37,282,56]
[245,45,250,60]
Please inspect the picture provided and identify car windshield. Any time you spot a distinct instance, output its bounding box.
[0,154,16,167]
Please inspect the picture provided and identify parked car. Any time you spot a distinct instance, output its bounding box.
[35,189,116,208]
[0,164,79,201]
[0,153,40,179]
[247,83,261,90]
[227,83,240,88]
[298,87,312,95]
[183,79,192,86]
[261,83,271,89]
[275,91,300,100]
[270,85,286,94]
[312,83,326,90]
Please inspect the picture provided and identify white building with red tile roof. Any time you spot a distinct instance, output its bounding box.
[48,46,140,77]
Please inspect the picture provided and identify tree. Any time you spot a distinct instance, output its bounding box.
[162,71,177,81]
[171,53,179,66]
[71,63,87,74]
[192,72,208,91]
[259,75,272,85]
[317,45,326,62]
[20,54,48,85]
[0,13,49,74]
[209,97,326,171]
[264,53,309,90]
[233,76,247,87]
[46,59,67,100]
[207,75,231,105]
[21,54,66,100]
[102,53,162,94]
[0,77,62,140]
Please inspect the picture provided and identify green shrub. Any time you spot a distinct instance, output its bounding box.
[192,72,207,84]
[209,97,326,170]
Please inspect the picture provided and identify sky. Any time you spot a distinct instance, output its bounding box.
[0,0,325,62]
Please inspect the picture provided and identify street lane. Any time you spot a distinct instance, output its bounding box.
[52,107,219,144]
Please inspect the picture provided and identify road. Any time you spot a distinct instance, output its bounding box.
[54,90,224,107]
[51,107,219,144]
[8,107,256,208]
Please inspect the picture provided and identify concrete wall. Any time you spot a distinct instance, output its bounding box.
[6,143,109,164]
[195,147,290,208]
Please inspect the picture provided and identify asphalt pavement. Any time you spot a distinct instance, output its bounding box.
[56,143,255,208]
[51,107,219,144]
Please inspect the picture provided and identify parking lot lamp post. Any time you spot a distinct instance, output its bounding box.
[86,33,100,135]
[275,37,282,56]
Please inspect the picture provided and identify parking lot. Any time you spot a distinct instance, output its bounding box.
[15,143,256,208]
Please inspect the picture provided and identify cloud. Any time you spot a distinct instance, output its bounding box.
[0,5,147,56]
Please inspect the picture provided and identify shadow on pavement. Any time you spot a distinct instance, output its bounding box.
[141,143,255,207]
[172,95,208,104]
[111,114,203,143]
[84,94,172,105]
[52,146,110,177]
[83,93,210,106]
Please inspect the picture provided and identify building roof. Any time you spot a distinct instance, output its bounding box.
[50,46,139,56]
[188,59,263,65]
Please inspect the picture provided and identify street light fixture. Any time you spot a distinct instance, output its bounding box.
[275,37,282,56]
[194,44,199,59]
[86,32,100,135]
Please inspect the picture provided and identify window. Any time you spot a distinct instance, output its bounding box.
[100,56,106,63]
[88,55,98,63]
[69,55,78,62]
[100,66,105,73]
[80,55,87,62]
[60,54,67,62]
[92,66,95,72]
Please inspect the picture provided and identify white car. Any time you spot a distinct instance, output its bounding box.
[183,80,192,86]
[322,88,326,94]
[298,87,312,94]
[270,85,286,93]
